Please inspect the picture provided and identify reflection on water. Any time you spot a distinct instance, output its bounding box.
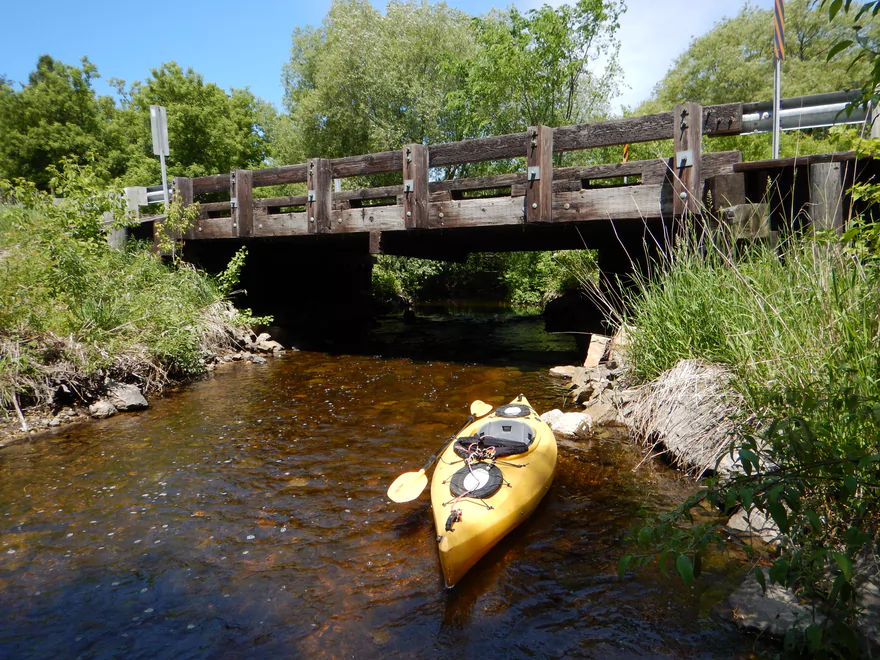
[0,313,766,658]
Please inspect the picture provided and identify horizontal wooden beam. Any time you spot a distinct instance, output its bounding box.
[733,150,857,172]
[185,185,671,240]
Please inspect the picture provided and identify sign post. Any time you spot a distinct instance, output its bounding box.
[150,105,170,209]
[772,0,785,159]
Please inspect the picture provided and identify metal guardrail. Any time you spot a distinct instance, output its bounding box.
[741,90,870,134]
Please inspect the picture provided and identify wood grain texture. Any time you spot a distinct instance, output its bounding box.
[526,125,553,222]
[554,113,674,151]
[403,144,429,229]
[307,158,332,234]
[232,169,253,238]
[673,103,702,216]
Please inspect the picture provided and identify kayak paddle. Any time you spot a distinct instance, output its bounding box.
[386,399,493,503]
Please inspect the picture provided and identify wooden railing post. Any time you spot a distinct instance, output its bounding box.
[307,158,332,234]
[525,125,553,222]
[231,169,253,237]
[672,103,702,217]
[402,144,428,229]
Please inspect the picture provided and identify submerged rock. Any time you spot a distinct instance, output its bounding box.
[89,400,117,419]
[106,381,148,411]
[717,568,823,638]
[540,409,593,439]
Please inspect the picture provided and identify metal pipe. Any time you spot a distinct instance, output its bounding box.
[772,58,782,158]
[742,101,869,134]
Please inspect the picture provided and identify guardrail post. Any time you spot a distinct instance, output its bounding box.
[673,103,702,217]
[307,158,332,234]
[809,162,844,234]
[402,144,428,229]
[231,170,253,237]
[525,125,553,222]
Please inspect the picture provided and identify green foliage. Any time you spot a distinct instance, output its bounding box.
[279,0,476,164]
[0,167,255,407]
[154,190,200,260]
[279,0,624,176]
[618,227,880,656]
[822,0,880,109]
[119,62,277,185]
[628,0,880,163]
[449,0,623,139]
[0,56,123,188]
[371,250,595,306]
[0,56,276,190]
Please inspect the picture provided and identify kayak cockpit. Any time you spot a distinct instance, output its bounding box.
[453,419,535,458]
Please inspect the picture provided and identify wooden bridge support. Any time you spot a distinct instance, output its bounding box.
[182,236,374,346]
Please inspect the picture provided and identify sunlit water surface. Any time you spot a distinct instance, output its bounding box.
[0,313,766,658]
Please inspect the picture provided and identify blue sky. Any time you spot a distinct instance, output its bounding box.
[2,0,774,114]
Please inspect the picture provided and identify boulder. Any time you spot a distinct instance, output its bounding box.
[106,381,148,411]
[89,400,117,419]
[582,401,619,426]
[717,568,823,638]
[550,365,579,379]
[540,409,593,439]
[249,332,285,353]
[726,508,782,546]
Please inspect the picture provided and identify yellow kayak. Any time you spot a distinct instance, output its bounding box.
[430,395,557,588]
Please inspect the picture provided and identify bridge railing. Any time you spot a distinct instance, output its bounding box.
[133,91,871,249]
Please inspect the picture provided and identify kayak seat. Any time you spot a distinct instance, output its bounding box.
[453,420,534,458]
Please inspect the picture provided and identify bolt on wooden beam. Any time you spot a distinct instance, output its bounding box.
[402,144,429,229]
[525,125,553,222]
[307,158,332,234]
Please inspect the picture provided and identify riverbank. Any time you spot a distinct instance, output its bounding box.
[561,229,880,657]
[0,178,281,449]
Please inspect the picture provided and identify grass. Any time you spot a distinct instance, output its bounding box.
[0,179,253,414]
[615,225,880,655]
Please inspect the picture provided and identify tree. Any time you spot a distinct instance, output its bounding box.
[278,0,476,165]
[450,0,624,138]
[643,0,877,111]
[0,56,123,189]
[628,0,880,162]
[119,62,277,185]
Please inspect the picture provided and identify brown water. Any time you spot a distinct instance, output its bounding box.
[0,313,766,658]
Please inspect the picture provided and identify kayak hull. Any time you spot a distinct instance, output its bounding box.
[430,395,557,588]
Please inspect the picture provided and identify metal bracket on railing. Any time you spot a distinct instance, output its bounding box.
[527,166,541,181]
[230,198,238,209]
[675,150,694,168]
[403,179,415,193]
[307,190,316,203]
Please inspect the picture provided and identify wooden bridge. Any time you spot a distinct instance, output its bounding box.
[134,93,878,342]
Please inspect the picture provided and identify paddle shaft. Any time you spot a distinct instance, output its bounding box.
[418,414,475,474]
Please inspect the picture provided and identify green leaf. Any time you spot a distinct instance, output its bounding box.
[767,501,790,534]
[843,475,858,496]
[676,554,694,588]
[827,39,854,61]
[637,526,653,548]
[805,509,822,534]
[769,557,788,585]
[805,623,822,651]
[833,552,853,581]
[657,549,669,577]
[828,0,843,20]
[754,566,767,594]
[617,554,633,579]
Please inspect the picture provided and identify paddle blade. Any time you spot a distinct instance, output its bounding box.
[386,469,428,503]
[470,400,493,418]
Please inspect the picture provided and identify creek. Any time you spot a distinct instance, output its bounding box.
[0,309,767,658]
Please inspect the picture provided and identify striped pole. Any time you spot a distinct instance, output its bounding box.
[623,144,629,183]
[772,0,785,158]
